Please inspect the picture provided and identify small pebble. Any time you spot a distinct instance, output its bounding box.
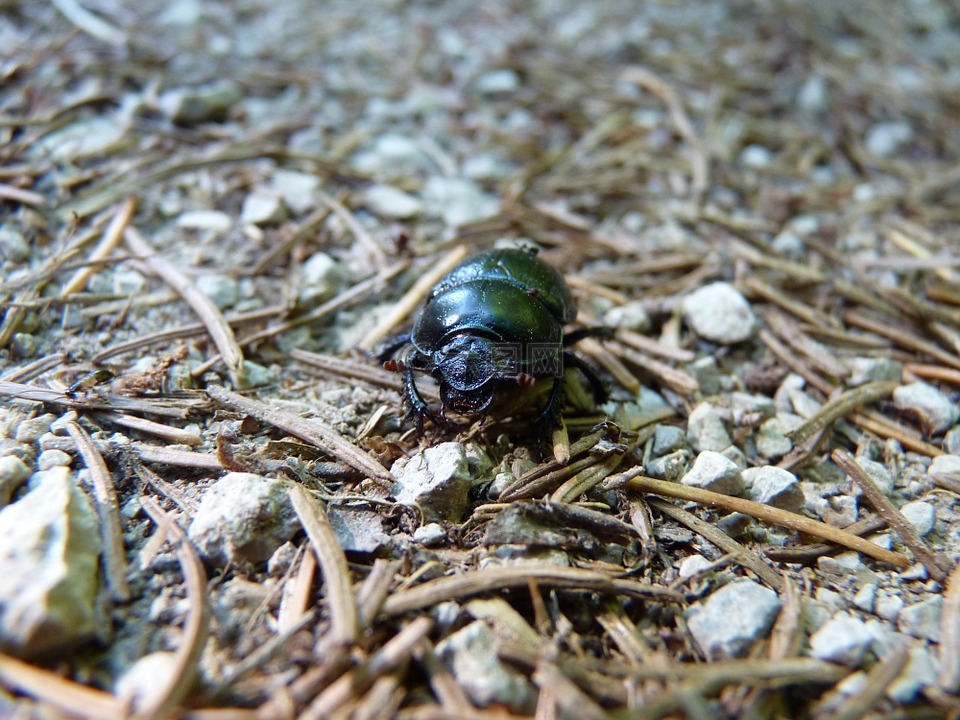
[739,144,773,168]
[36,449,72,470]
[392,442,473,522]
[929,454,960,485]
[685,579,781,659]
[682,282,757,345]
[362,184,423,219]
[875,590,904,622]
[852,583,876,613]
[677,554,713,579]
[651,424,686,457]
[680,451,743,496]
[887,646,939,703]
[603,301,651,333]
[893,382,959,435]
[0,456,31,505]
[898,501,936,537]
[848,457,894,497]
[414,522,447,546]
[686,402,732,452]
[15,414,57,444]
[865,121,913,157]
[809,615,874,666]
[195,274,239,309]
[898,596,942,642]
[743,466,803,512]
[819,495,858,528]
[240,192,285,225]
[176,210,232,233]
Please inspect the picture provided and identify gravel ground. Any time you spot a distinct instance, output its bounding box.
[2,1,960,718]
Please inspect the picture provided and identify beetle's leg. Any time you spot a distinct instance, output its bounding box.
[536,375,566,431]
[373,333,412,361]
[401,365,436,432]
[563,351,608,402]
[562,326,614,346]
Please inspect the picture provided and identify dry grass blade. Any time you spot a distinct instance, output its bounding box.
[648,498,782,591]
[138,496,211,719]
[206,385,392,483]
[621,66,708,199]
[358,245,470,350]
[615,328,695,363]
[577,337,642,395]
[763,516,887,565]
[124,227,245,385]
[843,310,960,370]
[533,662,606,720]
[0,379,207,419]
[316,189,388,272]
[0,653,125,720]
[550,452,624,503]
[64,421,130,602]
[288,484,359,647]
[381,565,682,618]
[831,448,950,582]
[299,616,434,720]
[849,410,945,457]
[786,381,900,444]
[829,646,909,720]
[60,199,135,297]
[95,411,203,446]
[938,560,960,694]
[757,328,835,396]
[0,352,67,382]
[626,475,909,568]
[357,559,401,628]
[50,0,127,45]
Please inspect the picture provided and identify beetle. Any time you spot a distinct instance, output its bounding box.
[377,246,605,432]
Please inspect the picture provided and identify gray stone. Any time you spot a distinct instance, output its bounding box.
[687,356,722,395]
[888,646,939,703]
[865,122,913,157]
[11,333,37,358]
[651,424,686,457]
[893,382,959,435]
[645,449,690,481]
[744,466,803,512]
[240,192,285,225]
[848,457,894,497]
[37,449,72,470]
[875,590,904,622]
[113,267,148,295]
[819,495,858,528]
[678,554,713,579]
[176,210,232,233]
[195,274,239,309]
[0,456,30,506]
[475,69,520,94]
[266,542,297,577]
[270,170,319,214]
[353,134,431,177]
[362,184,423,219]
[739,144,773,168]
[391,442,473,522]
[0,467,101,657]
[115,652,178,715]
[188,473,299,566]
[755,416,794,460]
[681,451,742,496]
[899,501,936,537]
[298,251,343,306]
[603,301,651,333]
[238,360,277,389]
[844,357,902,386]
[685,579,781,659]
[852,583,876,613]
[929,454,960,485]
[422,177,498,227]
[730,392,776,423]
[944,428,960,455]
[327,506,390,554]
[809,615,874,666]
[898,596,942,642]
[0,226,30,263]
[33,116,125,161]
[15,413,57,444]
[414,522,446,546]
[437,621,536,712]
[682,282,757,344]
[159,82,242,125]
[686,402,732,452]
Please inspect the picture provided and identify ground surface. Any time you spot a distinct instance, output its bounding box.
[1,1,960,718]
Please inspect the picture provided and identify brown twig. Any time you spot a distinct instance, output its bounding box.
[288,484,359,647]
[626,475,909,568]
[64,422,130,602]
[206,384,392,483]
[124,226,246,386]
[831,448,949,582]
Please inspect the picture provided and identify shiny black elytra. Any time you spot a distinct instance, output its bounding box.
[377,246,605,432]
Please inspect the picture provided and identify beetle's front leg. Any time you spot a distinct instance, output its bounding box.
[536,375,566,432]
[402,366,437,432]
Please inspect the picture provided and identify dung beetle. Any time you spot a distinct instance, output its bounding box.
[378,246,605,432]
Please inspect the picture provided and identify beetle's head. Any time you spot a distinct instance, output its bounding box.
[433,334,501,415]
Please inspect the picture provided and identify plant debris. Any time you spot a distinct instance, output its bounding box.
[1,1,960,718]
